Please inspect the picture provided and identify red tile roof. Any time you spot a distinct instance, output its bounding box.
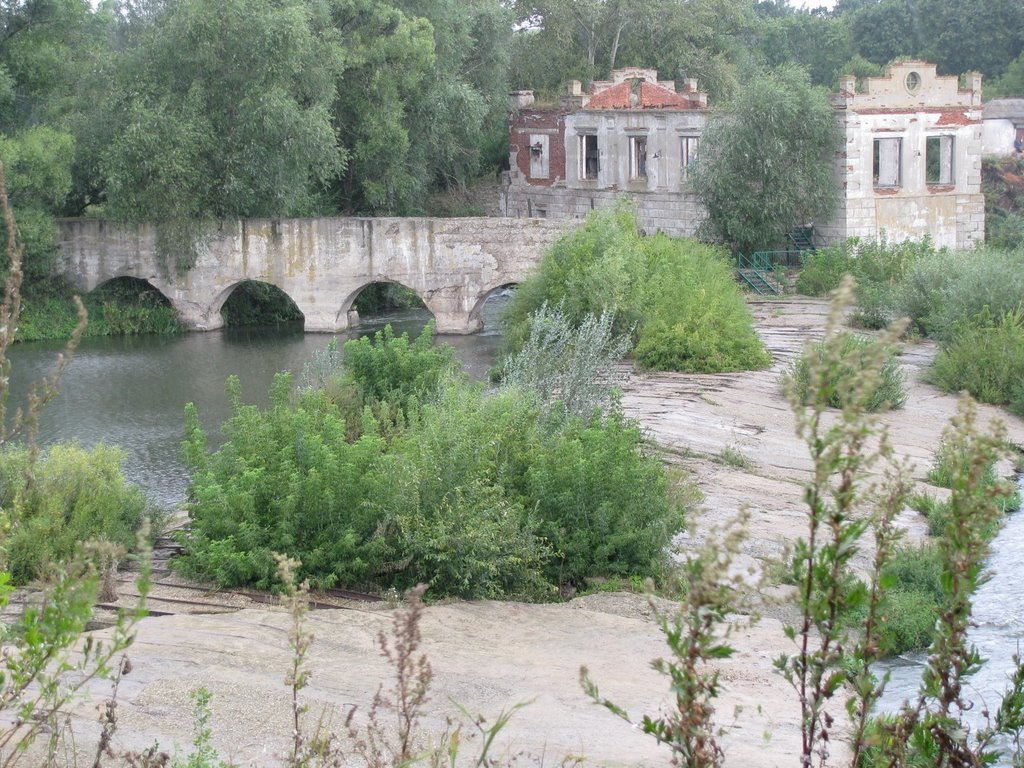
[585,79,696,110]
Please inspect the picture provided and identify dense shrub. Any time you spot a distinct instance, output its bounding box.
[340,322,456,409]
[794,238,934,323]
[0,443,151,583]
[929,308,1024,416]
[793,245,854,297]
[522,409,684,587]
[784,332,907,411]
[502,208,769,374]
[181,364,689,596]
[894,248,1024,340]
[633,237,771,372]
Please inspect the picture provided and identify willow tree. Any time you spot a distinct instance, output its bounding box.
[691,64,840,255]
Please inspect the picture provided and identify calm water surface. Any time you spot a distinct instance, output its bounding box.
[5,300,506,508]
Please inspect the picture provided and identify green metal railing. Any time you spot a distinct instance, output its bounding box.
[735,254,780,295]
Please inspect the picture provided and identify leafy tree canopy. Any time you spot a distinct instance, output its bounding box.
[691,64,840,254]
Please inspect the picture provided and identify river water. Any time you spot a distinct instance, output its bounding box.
[4,302,504,509]
[877,476,1024,761]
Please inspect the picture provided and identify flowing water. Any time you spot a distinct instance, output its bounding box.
[877,475,1024,762]
[4,298,507,509]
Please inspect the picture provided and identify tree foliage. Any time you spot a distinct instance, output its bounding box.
[691,64,840,254]
[502,208,770,373]
[103,0,345,223]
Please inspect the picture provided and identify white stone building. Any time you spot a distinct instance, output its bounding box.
[505,62,986,250]
[820,61,985,250]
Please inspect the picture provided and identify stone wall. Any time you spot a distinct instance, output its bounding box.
[823,63,985,250]
[501,184,704,237]
[57,216,577,333]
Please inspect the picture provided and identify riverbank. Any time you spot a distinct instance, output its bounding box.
[46,298,1024,766]
[15,282,182,341]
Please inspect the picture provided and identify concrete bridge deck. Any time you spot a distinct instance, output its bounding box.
[56,216,576,333]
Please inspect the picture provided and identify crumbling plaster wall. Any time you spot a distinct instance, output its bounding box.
[501,184,704,237]
[821,62,985,250]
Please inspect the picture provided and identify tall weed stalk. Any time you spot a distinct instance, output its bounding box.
[581,512,754,768]
[775,278,910,767]
[0,160,151,765]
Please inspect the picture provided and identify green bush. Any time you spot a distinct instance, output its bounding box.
[340,322,457,409]
[929,308,1024,413]
[502,208,770,374]
[519,408,686,587]
[794,246,855,296]
[893,248,1024,340]
[794,238,934,325]
[633,237,771,372]
[181,368,690,597]
[784,332,907,411]
[179,376,396,590]
[0,443,151,584]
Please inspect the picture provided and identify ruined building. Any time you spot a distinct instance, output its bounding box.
[822,61,984,250]
[504,62,985,250]
[503,67,707,237]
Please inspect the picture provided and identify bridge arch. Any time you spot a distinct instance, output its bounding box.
[468,282,519,332]
[90,276,173,306]
[340,280,434,328]
[211,280,305,327]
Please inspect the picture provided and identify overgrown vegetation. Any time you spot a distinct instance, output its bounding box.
[783,331,907,412]
[589,282,1024,766]
[16,278,182,341]
[0,160,151,765]
[500,208,770,374]
[0,443,151,584]
[180,320,690,597]
[220,281,304,327]
[797,239,1024,415]
[352,283,425,315]
[983,155,1024,251]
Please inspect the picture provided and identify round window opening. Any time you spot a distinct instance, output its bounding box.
[905,71,922,93]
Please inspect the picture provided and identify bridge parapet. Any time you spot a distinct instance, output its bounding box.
[56,216,578,333]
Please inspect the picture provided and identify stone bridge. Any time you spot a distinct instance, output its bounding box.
[56,216,576,333]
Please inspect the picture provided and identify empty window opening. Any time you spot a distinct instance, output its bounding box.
[926,135,954,185]
[630,136,647,179]
[681,135,699,179]
[873,137,902,188]
[528,134,549,179]
[580,134,599,180]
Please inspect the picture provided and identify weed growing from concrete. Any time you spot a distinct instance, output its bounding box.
[581,511,754,768]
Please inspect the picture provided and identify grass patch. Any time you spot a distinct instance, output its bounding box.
[717,445,753,470]
[928,308,1024,416]
[784,332,907,412]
